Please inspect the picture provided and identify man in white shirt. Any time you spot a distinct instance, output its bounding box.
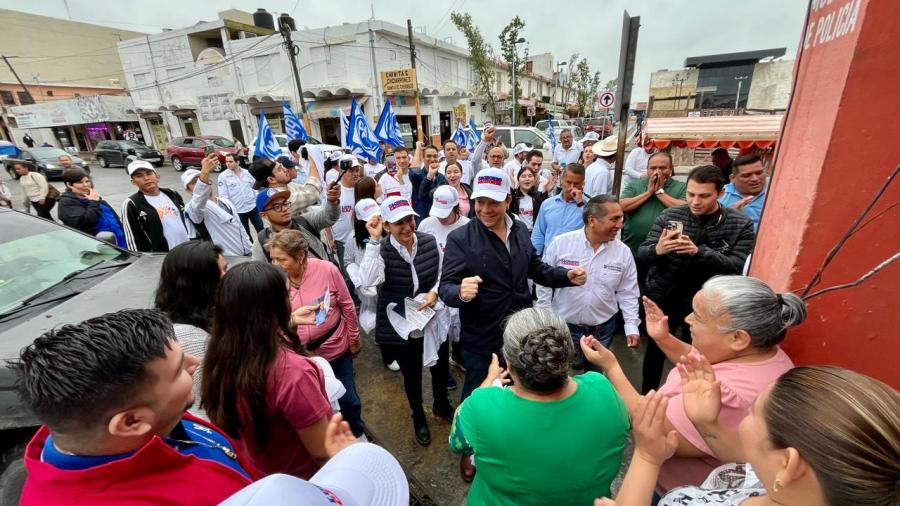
[503,143,529,188]
[585,135,617,198]
[537,195,640,370]
[552,128,583,174]
[121,160,190,252]
[438,139,474,186]
[622,136,654,191]
[331,154,362,286]
[363,157,385,179]
[183,157,252,257]
[217,153,263,239]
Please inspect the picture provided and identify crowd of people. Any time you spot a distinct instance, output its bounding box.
[8,128,899,506]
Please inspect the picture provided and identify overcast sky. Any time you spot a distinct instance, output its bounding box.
[1,0,808,101]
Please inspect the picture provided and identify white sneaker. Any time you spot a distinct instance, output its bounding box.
[387,360,400,372]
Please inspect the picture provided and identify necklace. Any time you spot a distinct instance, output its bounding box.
[167,428,237,460]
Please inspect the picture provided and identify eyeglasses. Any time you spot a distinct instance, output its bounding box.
[265,200,292,212]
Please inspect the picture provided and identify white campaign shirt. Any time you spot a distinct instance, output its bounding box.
[516,194,535,230]
[536,228,640,335]
[364,162,384,179]
[585,158,613,197]
[378,171,413,202]
[331,183,356,243]
[439,159,475,186]
[553,143,583,166]
[418,215,470,258]
[144,192,190,249]
[623,147,652,190]
[216,168,257,213]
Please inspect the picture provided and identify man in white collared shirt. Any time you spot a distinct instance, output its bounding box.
[537,195,640,370]
[216,153,262,238]
[552,129,583,177]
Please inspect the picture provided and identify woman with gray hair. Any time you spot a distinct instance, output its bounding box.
[581,275,805,497]
[449,307,630,505]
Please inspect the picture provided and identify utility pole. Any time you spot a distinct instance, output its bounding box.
[612,11,640,197]
[2,55,34,102]
[511,37,525,126]
[279,17,312,134]
[407,19,424,144]
[368,23,381,112]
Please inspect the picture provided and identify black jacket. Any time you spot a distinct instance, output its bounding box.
[439,215,573,355]
[121,188,188,252]
[375,232,441,346]
[57,190,120,236]
[637,204,756,302]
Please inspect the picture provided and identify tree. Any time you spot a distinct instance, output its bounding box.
[562,53,579,107]
[452,12,497,121]
[498,16,529,123]
[571,57,602,117]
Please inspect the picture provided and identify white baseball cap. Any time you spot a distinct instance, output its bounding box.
[582,131,601,144]
[339,153,361,168]
[355,198,381,222]
[127,159,157,176]
[430,185,459,219]
[380,195,418,223]
[219,443,409,506]
[470,167,510,202]
[512,143,529,155]
[180,168,201,189]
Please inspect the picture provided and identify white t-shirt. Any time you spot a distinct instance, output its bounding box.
[516,193,535,230]
[417,215,470,257]
[378,171,413,202]
[331,183,357,243]
[364,162,384,179]
[144,192,189,249]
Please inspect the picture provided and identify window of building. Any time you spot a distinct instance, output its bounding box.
[254,55,274,87]
[17,91,34,105]
[496,71,503,93]
[0,90,14,105]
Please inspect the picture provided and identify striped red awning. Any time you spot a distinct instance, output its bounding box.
[645,115,784,150]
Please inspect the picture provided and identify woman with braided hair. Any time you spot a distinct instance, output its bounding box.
[448,307,630,506]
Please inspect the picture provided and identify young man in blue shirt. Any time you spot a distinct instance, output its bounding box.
[718,154,768,231]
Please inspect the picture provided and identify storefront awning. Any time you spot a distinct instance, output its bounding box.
[306,96,369,120]
[645,114,784,149]
[233,95,290,106]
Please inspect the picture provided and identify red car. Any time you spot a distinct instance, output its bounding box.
[582,117,614,139]
[165,136,237,172]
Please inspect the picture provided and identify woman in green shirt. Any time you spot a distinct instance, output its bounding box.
[449,307,630,505]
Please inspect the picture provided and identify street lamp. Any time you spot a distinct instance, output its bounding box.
[511,37,525,126]
[556,60,567,107]
[734,75,750,110]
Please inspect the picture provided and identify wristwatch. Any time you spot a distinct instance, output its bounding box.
[655,188,665,195]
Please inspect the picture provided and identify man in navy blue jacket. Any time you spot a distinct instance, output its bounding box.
[440,167,586,482]
[440,168,586,398]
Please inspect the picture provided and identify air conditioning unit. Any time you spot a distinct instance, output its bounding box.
[238,31,258,39]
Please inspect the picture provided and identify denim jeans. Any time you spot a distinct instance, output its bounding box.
[568,317,617,373]
[238,209,265,242]
[460,349,494,403]
[329,351,365,437]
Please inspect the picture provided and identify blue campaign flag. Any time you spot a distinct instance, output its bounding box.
[546,113,558,157]
[373,99,405,147]
[452,120,466,146]
[346,98,383,161]
[466,116,481,150]
[283,101,308,141]
[254,110,282,160]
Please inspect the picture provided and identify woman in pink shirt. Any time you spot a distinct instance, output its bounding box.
[267,229,366,439]
[202,261,333,479]
[581,275,805,495]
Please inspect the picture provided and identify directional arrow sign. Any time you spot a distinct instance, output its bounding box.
[598,91,615,108]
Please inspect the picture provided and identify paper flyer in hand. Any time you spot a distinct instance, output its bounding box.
[314,291,330,326]
[403,297,435,331]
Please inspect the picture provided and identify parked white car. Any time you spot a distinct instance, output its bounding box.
[474,126,554,167]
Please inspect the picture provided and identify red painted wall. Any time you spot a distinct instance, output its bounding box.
[751,0,900,387]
